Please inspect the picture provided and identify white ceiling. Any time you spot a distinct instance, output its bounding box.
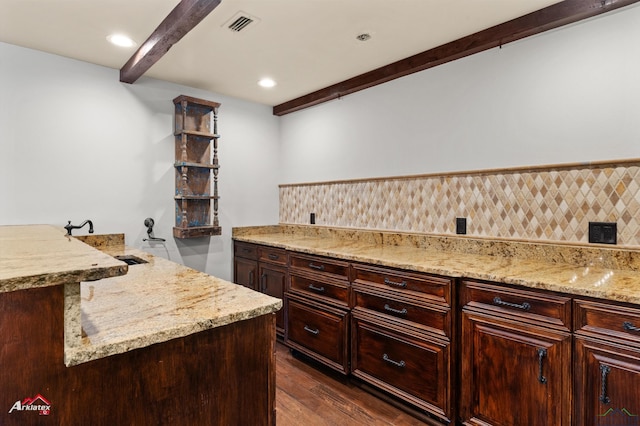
[0,0,563,106]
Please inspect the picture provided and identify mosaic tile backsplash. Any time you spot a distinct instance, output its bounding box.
[279,160,640,248]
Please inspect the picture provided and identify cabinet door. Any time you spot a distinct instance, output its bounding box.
[460,310,571,425]
[259,264,287,336]
[574,336,640,426]
[234,257,258,291]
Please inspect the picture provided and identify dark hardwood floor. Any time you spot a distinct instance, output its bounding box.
[275,342,429,425]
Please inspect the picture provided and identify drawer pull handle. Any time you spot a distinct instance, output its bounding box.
[599,364,611,404]
[242,248,252,253]
[268,254,279,260]
[623,321,640,332]
[537,348,547,384]
[308,263,325,271]
[384,278,407,288]
[493,296,531,311]
[382,353,406,368]
[384,304,408,315]
[303,325,320,335]
[308,284,325,293]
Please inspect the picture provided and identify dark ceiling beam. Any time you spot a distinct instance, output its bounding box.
[273,0,640,116]
[120,0,221,84]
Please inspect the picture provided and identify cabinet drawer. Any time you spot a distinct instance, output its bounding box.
[234,241,258,260]
[289,253,349,280]
[352,264,451,306]
[575,299,640,345]
[353,283,450,338]
[351,313,450,420]
[258,246,287,266]
[290,273,349,308]
[461,280,572,330]
[285,294,349,373]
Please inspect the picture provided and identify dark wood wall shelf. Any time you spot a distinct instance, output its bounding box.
[172,95,221,239]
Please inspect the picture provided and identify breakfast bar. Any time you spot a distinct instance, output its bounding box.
[0,225,281,426]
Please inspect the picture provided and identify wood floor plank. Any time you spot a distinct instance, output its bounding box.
[275,342,430,425]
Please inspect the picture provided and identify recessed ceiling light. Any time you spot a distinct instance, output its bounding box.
[107,34,136,48]
[258,78,276,88]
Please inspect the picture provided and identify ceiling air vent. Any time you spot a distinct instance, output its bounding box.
[223,12,260,33]
[228,16,253,32]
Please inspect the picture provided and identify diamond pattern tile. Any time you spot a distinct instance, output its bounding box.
[279,161,640,247]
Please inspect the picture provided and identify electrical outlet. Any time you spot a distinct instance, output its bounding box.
[588,222,617,244]
[456,217,467,235]
[310,213,316,225]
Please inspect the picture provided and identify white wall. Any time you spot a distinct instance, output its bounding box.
[3,3,640,279]
[0,42,280,281]
[279,4,640,184]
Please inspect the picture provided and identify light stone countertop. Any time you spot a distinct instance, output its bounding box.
[69,241,282,366]
[0,225,128,292]
[233,225,640,306]
[0,225,282,367]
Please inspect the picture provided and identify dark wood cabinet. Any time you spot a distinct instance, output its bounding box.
[286,252,351,374]
[232,238,640,425]
[460,280,572,425]
[574,299,640,425]
[286,292,350,373]
[233,242,287,337]
[352,309,451,421]
[351,263,454,423]
[258,246,287,337]
[233,242,258,290]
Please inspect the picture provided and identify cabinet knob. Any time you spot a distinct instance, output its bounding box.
[623,321,640,332]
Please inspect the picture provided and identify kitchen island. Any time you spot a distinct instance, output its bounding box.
[0,225,281,426]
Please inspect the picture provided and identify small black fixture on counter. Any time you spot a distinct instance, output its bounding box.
[310,213,316,225]
[143,218,166,242]
[64,220,94,236]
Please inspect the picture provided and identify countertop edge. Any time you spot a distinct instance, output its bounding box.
[65,300,282,367]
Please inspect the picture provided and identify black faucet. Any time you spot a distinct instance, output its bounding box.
[64,220,94,236]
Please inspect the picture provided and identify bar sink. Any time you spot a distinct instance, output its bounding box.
[113,255,148,265]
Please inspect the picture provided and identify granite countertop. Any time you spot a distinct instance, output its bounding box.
[0,225,282,367]
[68,236,282,366]
[233,225,640,305]
[0,225,128,292]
